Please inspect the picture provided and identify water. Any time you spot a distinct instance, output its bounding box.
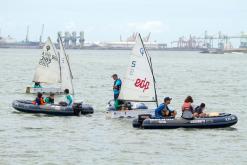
[0,49,246,165]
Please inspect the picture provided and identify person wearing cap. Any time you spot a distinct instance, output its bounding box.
[112,74,122,100]
[155,97,177,118]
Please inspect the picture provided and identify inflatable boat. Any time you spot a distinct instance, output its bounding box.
[106,100,154,118]
[12,100,94,116]
[133,113,238,129]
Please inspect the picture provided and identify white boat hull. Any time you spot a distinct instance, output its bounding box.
[105,109,154,119]
[26,86,63,94]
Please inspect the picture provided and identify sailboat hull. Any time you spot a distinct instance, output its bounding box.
[106,100,154,118]
[26,86,63,94]
[105,109,155,119]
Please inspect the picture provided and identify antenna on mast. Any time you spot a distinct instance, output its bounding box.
[39,24,44,44]
[25,25,29,43]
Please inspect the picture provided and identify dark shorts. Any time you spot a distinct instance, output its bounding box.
[194,109,202,114]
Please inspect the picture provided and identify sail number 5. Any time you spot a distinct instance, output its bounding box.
[129,61,136,75]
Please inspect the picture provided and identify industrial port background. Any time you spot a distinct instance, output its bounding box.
[0,24,247,53]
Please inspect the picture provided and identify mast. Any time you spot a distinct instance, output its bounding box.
[39,24,44,44]
[139,33,158,107]
[25,25,29,43]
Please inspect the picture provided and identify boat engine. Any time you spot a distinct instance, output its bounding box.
[72,102,83,116]
[133,114,152,128]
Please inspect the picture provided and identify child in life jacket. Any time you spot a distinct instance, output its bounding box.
[32,92,46,105]
[182,96,194,112]
[181,96,195,119]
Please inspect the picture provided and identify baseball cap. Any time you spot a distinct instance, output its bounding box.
[164,96,172,101]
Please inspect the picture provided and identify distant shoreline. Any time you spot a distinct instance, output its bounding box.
[0,46,203,51]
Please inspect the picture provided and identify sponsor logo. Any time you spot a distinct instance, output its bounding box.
[158,120,167,124]
[149,119,168,124]
[135,78,150,92]
[190,120,206,124]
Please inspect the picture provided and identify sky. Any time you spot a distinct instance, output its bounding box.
[0,0,246,44]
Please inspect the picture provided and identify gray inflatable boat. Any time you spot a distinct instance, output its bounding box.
[133,113,238,129]
[12,100,94,116]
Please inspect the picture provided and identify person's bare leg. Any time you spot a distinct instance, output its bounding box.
[165,110,170,116]
[193,113,199,117]
[199,113,206,117]
[172,111,177,117]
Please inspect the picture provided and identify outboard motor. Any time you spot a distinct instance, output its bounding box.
[134,114,152,128]
[72,102,83,116]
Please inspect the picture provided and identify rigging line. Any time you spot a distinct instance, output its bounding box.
[139,33,158,107]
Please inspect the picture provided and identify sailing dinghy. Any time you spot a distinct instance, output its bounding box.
[15,36,94,116]
[106,33,158,118]
[26,37,74,94]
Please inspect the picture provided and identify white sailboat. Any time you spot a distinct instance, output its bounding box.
[26,36,74,94]
[106,33,158,118]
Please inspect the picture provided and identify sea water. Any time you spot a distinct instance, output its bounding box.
[0,49,246,164]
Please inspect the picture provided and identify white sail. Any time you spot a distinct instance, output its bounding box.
[118,33,157,102]
[32,37,61,84]
[58,36,74,94]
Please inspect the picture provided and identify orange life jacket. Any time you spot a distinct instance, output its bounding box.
[32,97,45,105]
[182,102,192,112]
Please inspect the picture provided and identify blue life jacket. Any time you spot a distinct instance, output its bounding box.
[155,103,169,118]
[113,79,122,94]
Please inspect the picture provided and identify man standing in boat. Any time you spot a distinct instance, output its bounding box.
[112,74,122,100]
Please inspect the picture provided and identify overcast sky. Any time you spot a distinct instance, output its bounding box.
[0,0,246,43]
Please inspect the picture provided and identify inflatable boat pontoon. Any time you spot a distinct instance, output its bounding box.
[12,100,94,116]
[133,113,238,129]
